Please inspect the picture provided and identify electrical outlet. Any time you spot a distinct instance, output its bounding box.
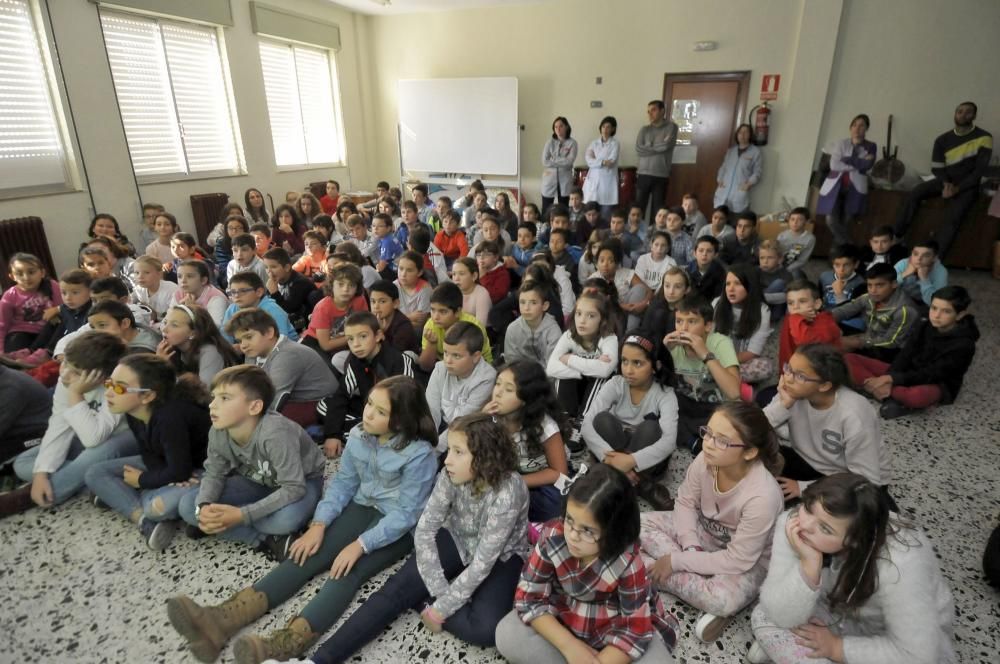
[595,76,602,84]
[590,100,603,108]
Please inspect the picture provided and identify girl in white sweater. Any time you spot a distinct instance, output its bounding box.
[641,401,784,642]
[749,472,955,664]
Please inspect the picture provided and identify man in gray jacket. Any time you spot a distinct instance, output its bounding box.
[634,100,679,219]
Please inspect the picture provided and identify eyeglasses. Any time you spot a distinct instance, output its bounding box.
[104,380,152,395]
[563,515,601,544]
[226,288,256,297]
[699,426,746,450]
[782,362,825,384]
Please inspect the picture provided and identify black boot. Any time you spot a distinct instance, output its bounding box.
[879,399,916,420]
[0,485,34,518]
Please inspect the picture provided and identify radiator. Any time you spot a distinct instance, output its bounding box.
[189,193,230,247]
[0,217,58,290]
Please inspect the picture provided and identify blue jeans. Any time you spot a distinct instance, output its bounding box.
[177,475,323,546]
[84,455,200,522]
[13,432,139,505]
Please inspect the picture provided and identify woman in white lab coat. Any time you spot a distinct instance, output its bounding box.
[541,116,579,213]
[714,123,763,215]
[583,116,620,220]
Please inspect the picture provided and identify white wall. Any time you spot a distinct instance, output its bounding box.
[0,0,376,272]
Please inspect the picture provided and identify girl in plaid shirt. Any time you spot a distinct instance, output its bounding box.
[496,464,678,663]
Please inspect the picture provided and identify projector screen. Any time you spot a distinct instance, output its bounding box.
[398,77,519,175]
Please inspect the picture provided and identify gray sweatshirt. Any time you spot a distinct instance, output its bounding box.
[777,229,816,274]
[764,387,890,489]
[196,412,326,525]
[250,336,338,408]
[635,121,679,177]
[503,313,562,366]
[416,471,530,619]
[426,359,496,451]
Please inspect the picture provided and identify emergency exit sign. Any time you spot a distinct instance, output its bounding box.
[760,74,780,101]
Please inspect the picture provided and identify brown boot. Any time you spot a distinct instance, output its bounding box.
[166,587,268,662]
[232,616,318,664]
[637,478,674,511]
[0,485,34,518]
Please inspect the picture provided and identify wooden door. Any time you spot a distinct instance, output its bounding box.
[663,72,750,209]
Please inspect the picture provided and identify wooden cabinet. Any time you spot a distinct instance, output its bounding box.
[573,166,638,208]
[810,187,998,269]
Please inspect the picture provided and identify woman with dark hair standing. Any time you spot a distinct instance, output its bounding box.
[541,116,578,213]
[714,123,762,214]
[817,114,877,247]
[583,116,620,220]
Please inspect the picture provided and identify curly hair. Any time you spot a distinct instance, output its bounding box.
[448,413,517,493]
[495,361,568,460]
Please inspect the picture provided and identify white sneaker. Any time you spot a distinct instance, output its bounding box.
[694,611,732,642]
[746,640,771,663]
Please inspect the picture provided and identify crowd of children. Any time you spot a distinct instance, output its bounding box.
[0,183,983,664]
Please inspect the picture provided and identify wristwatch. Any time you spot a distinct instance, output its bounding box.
[701,352,716,363]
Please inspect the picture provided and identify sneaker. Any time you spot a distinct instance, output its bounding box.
[637,479,674,511]
[879,399,915,420]
[693,611,732,642]
[92,494,110,510]
[184,523,207,540]
[145,520,178,551]
[257,533,293,562]
[746,640,771,663]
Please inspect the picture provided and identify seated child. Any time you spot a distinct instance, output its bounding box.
[166,232,208,282]
[778,279,842,369]
[369,279,419,354]
[0,252,62,361]
[495,463,678,664]
[329,242,379,291]
[573,201,604,247]
[79,245,116,282]
[249,222,274,258]
[596,238,652,327]
[757,240,794,322]
[764,344,892,506]
[530,253,575,327]
[634,230,677,292]
[567,187,586,229]
[317,311,413,458]
[832,263,919,362]
[168,376,437,663]
[176,366,326,558]
[0,364,52,467]
[139,203,165,249]
[291,230,327,281]
[419,282,492,373]
[722,211,760,266]
[749,473,954,664]
[664,206,694,265]
[132,255,178,322]
[434,209,469,266]
[642,266,691,340]
[483,361,569,522]
[713,264,774,384]
[818,243,866,330]
[628,203,646,241]
[641,402,784,642]
[682,192,708,235]
[547,225,581,294]
[394,251,433,330]
[577,231,603,285]
[507,222,540,276]
[859,224,907,273]
[451,257,491,327]
[301,263,368,361]
[846,285,977,420]
[88,300,162,353]
[371,212,404,276]
[157,303,240,387]
[607,208,643,267]
[31,269,93,356]
[665,294,741,450]
[220,272,297,343]
[581,330,678,510]
[84,354,211,551]
[171,260,228,326]
[687,236,726,300]
[227,308,336,428]
[52,277,153,359]
[305,414,529,661]
[213,214,250,285]
[503,281,562,366]
[777,207,816,277]
[146,211,178,264]
[407,225,449,286]
[894,239,948,308]
[345,214,377,264]
[3,332,136,516]
[475,240,512,305]
[697,205,736,251]
[426,322,497,451]
[262,247,315,332]
[228,233,270,286]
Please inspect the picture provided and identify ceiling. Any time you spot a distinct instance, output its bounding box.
[327,0,548,16]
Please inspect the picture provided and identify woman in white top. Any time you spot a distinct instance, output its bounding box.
[582,116,620,220]
[541,116,578,212]
[714,124,762,214]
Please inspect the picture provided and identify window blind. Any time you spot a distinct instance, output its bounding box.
[0,0,70,192]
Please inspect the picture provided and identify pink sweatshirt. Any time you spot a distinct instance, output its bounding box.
[669,453,784,577]
[0,280,62,352]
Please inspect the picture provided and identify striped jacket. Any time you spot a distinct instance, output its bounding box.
[831,288,919,350]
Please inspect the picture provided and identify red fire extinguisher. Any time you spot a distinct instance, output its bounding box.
[750,102,770,146]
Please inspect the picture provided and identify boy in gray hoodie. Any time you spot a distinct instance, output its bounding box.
[832,263,919,363]
[503,281,561,366]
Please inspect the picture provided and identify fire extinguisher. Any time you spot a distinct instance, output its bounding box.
[749,102,770,146]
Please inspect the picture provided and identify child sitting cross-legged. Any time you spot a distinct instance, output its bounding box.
[503,280,562,366]
[220,271,298,344]
[495,463,680,664]
[778,279,842,370]
[418,282,493,373]
[894,239,948,309]
[641,402,784,643]
[368,279,419,354]
[831,262,918,363]
[845,285,978,420]
[818,243,866,315]
[300,263,367,362]
[317,311,414,459]
[176,365,327,561]
[168,375,438,664]
[84,354,211,551]
[302,414,530,663]
[227,308,336,429]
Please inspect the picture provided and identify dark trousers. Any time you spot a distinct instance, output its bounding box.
[1,430,44,466]
[541,194,569,217]
[556,376,606,420]
[4,331,39,353]
[676,393,717,453]
[984,522,1000,588]
[593,411,669,479]
[634,174,669,219]
[893,178,979,260]
[310,528,523,663]
[529,485,563,522]
[779,445,898,511]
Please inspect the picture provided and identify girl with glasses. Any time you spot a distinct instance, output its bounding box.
[640,402,784,643]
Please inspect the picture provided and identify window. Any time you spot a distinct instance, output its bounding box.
[0,0,76,196]
[99,10,244,180]
[258,40,346,168]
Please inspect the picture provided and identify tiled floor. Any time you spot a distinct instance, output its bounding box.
[2,265,998,663]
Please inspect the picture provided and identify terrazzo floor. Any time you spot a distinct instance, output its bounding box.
[1,264,998,664]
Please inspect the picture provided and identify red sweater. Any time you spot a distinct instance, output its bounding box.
[779,312,842,368]
[434,229,469,259]
[319,194,339,216]
[479,265,511,304]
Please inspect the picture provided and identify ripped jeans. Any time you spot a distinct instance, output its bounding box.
[84,455,199,523]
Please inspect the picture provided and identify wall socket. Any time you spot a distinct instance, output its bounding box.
[590,100,603,108]
[595,76,602,84]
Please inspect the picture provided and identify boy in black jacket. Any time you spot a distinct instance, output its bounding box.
[315,312,414,458]
[844,285,978,419]
[858,225,908,275]
[262,247,315,332]
[686,235,726,300]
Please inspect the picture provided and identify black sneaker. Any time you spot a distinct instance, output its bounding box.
[637,479,674,511]
[879,399,915,420]
[142,520,177,551]
[257,533,293,562]
[92,494,110,510]
[184,523,207,540]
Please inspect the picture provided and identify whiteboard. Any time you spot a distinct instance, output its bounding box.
[398,77,518,175]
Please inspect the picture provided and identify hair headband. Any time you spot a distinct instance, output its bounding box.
[624,334,654,353]
[174,304,196,322]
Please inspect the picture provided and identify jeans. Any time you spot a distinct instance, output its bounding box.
[177,474,323,546]
[310,528,523,663]
[13,432,139,505]
[84,455,200,522]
